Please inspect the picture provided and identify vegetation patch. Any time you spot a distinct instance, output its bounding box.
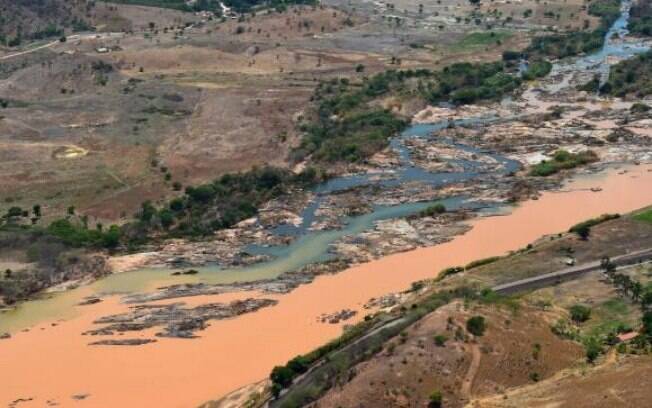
[452,31,512,51]
[465,256,502,270]
[125,166,324,242]
[296,64,522,164]
[418,203,446,217]
[522,60,553,81]
[527,0,621,59]
[601,50,652,97]
[466,315,487,336]
[569,304,592,323]
[629,0,652,37]
[529,149,598,177]
[634,207,652,224]
[569,213,620,239]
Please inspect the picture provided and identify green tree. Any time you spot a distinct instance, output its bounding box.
[6,207,23,218]
[139,201,156,223]
[159,209,175,230]
[429,390,443,408]
[466,316,486,336]
[569,304,591,323]
[102,225,122,249]
[584,336,602,363]
[270,365,294,389]
[434,334,447,347]
[642,311,652,336]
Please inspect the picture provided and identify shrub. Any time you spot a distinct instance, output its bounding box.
[569,214,620,239]
[434,334,448,347]
[584,336,602,363]
[522,60,552,80]
[642,311,652,336]
[428,390,443,408]
[465,256,501,270]
[631,102,651,114]
[466,316,486,336]
[569,304,591,323]
[419,203,446,217]
[529,150,598,177]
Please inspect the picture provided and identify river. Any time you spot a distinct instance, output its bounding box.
[1,1,651,406]
[2,164,652,407]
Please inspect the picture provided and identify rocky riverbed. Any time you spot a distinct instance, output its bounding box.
[83,298,278,342]
[81,46,652,342]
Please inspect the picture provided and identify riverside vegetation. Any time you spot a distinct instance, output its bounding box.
[526,0,622,59]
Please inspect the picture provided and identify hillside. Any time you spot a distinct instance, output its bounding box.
[0,0,94,46]
[269,210,652,407]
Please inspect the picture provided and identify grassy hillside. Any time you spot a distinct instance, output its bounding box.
[268,211,652,407]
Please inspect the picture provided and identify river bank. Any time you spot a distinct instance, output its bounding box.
[2,1,652,404]
[2,164,652,407]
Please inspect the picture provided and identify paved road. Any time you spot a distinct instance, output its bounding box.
[271,247,652,404]
[492,247,652,294]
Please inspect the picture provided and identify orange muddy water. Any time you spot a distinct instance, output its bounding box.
[2,165,652,407]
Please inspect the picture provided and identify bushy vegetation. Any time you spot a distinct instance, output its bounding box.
[569,213,620,239]
[465,256,502,270]
[0,224,109,304]
[297,64,522,164]
[628,0,652,37]
[127,166,323,242]
[47,219,121,249]
[634,207,652,224]
[436,256,501,281]
[587,0,622,26]
[424,62,521,105]
[570,304,592,323]
[428,390,443,408]
[294,70,425,163]
[578,73,601,93]
[583,335,603,362]
[419,203,446,217]
[631,102,652,114]
[466,315,487,336]
[1,205,122,250]
[527,0,621,59]
[434,334,448,347]
[529,150,598,177]
[601,50,652,97]
[521,60,552,81]
[436,265,465,281]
